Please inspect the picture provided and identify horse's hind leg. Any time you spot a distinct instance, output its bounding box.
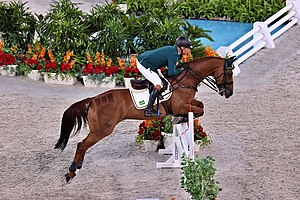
[65,131,108,183]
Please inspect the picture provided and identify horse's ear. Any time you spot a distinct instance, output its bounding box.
[225,56,237,68]
[228,56,237,63]
[224,56,237,69]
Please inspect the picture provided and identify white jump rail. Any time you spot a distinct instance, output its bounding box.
[217,0,299,76]
[156,112,194,169]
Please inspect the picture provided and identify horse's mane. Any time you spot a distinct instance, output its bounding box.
[188,56,223,64]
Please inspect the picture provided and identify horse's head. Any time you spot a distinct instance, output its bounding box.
[182,56,236,98]
[213,56,235,98]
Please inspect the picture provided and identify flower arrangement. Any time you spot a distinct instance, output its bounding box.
[82,51,120,81]
[118,55,142,79]
[40,49,81,77]
[0,51,16,66]
[193,118,211,146]
[18,44,45,74]
[136,115,211,146]
[136,115,175,144]
[0,40,16,66]
[136,119,163,144]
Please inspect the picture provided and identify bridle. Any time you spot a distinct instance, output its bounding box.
[171,59,235,94]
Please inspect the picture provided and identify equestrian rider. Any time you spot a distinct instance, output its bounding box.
[136,36,192,117]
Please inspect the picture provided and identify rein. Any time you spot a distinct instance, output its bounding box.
[169,59,234,95]
[183,64,221,93]
[171,62,220,94]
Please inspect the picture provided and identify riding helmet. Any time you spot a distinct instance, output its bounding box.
[175,36,193,48]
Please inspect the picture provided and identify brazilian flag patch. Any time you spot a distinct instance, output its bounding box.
[139,100,145,106]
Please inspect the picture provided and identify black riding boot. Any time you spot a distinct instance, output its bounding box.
[145,89,160,117]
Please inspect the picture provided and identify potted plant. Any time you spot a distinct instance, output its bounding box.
[193,118,211,151]
[41,50,79,85]
[81,51,120,88]
[18,43,45,80]
[136,118,163,151]
[0,40,17,76]
[117,55,142,87]
[161,115,174,148]
[181,154,220,200]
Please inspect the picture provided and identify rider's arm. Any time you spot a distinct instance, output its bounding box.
[167,57,180,76]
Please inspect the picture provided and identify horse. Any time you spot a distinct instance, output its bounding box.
[54,56,236,182]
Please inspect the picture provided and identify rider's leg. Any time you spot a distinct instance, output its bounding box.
[145,85,161,117]
[136,60,163,117]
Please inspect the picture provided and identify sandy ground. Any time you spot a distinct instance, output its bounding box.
[1,1,300,199]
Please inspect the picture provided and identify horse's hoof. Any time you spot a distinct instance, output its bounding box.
[65,173,75,183]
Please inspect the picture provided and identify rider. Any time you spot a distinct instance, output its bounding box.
[136,36,193,117]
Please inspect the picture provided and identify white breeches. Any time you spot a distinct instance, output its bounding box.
[136,60,162,87]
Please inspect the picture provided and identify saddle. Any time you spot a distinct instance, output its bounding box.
[126,76,172,110]
[130,77,169,96]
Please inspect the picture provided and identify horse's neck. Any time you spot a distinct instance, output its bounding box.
[167,69,201,88]
[190,57,223,76]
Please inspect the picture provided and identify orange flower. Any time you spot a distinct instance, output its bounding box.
[32,54,38,60]
[69,59,76,66]
[144,120,149,128]
[0,39,3,51]
[182,52,191,62]
[130,55,137,69]
[27,45,32,53]
[35,43,41,52]
[48,50,55,62]
[106,58,112,67]
[64,51,73,63]
[101,52,105,66]
[39,47,46,58]
[194,118,200,125]
[117,57,125,69]
[204,46,218,57]
[11,45,17,53]
[86,53,93,64]
[96,51,101,63]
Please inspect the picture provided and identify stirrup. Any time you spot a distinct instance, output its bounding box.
[145,109,160,117]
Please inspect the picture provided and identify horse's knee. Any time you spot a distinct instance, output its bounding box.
[194,107,204,117]
[194,101,204,108]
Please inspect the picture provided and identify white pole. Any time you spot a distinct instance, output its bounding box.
[188,112,194,160]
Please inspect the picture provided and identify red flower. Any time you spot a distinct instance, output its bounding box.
[60,63,71,72]
[45,60,57,71]
[0,51,16,66]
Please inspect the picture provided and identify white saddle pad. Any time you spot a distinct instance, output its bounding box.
[128,81,172,110]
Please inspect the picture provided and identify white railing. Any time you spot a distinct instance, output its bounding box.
[217,0,299,76]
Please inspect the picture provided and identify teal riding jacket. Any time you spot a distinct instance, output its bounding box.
[137,46,181,76]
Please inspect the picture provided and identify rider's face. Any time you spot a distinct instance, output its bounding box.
[181,47,191,55]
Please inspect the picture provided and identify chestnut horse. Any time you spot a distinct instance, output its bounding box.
[55,56,235,182]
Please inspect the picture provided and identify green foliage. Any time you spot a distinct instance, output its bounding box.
[161,115,173,133]
[182,21,213,58]
[0,0,286,68]
[181,154,220,200]
[39,0,89,55]
[0,1,36,53]
[86,3,135,59]
[124,0,285,23]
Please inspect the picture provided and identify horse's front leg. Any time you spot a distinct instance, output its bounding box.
[190,100,204,117]
[174,101,204,117]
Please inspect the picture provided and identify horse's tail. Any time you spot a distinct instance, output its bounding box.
[54,97,93,150]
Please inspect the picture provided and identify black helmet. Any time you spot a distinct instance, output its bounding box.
[175,36,193,48]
